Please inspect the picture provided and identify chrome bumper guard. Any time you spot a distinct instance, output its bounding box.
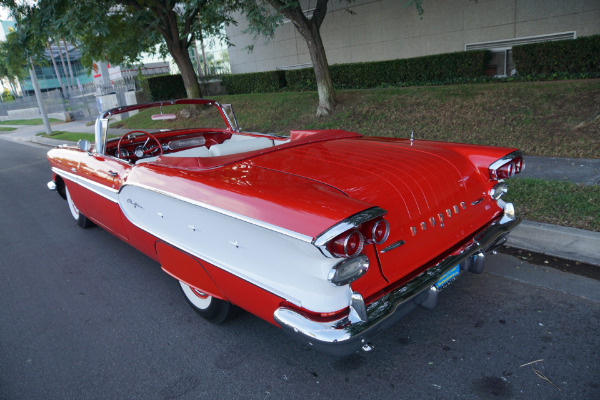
[274,213,520,357]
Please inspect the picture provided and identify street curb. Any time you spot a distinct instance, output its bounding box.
[31,136,77,147]
[507,220,600,267]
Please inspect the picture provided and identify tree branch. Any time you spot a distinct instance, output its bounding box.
[312,0,329,29]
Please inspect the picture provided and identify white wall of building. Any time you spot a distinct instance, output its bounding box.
[226,0,600,74]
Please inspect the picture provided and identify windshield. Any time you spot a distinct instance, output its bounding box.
[108,103,229,133]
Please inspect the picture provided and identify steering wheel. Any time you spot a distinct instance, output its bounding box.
[117,130,163,160]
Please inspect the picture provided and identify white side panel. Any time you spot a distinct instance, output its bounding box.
[119,185,351,312]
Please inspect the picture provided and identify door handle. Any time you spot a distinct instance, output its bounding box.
[108,171,119,177]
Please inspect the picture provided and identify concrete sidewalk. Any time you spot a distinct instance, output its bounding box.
[2,120,599,267]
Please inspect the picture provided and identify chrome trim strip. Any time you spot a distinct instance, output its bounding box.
[51,167,119,203]
[274,213,521,357]
[314,207,387,257]
[120,182,313,243]
[380,240,405,254]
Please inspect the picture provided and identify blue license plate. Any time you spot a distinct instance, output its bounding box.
[435,265,460,289]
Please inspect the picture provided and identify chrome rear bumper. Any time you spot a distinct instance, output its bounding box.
[274,212,520,357]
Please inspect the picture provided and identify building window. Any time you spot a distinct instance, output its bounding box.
[466,31,576,77]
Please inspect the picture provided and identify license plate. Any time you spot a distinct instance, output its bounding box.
[435,265,460,290]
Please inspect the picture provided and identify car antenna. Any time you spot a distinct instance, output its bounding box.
[410,130,414,146]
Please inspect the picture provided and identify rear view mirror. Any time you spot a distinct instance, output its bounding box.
[151,113,176,121]
[78,139,91,153]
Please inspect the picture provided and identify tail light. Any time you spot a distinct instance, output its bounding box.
[325,217,391,258]
[489,152,525,180]
[314,207,390,286]
[328,255,369,286]
[328,230,364,258]
[364,218,390,244]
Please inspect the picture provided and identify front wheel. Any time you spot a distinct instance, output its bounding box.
[65,186,94,229]
[179,281,236,324]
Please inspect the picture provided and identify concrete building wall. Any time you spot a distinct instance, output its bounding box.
[226,0,600,74]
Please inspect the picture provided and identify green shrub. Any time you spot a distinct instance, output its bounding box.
[285,50,491,90]
[140,74,188,101]
[222,70,286,94]
[513,35,600,75]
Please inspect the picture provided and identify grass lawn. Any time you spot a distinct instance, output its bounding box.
[207,80,600,159]
[0,118,62,125]
[506,178,600,231]
[107,80,600,159]
[36,131,119,142]
[0,126,17,131]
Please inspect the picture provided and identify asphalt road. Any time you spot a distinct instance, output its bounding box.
[1,138,599,400]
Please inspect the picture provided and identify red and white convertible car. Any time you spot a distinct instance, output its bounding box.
[47,99,523,356]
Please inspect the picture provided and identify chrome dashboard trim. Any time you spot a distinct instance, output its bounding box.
[274,211,521,357]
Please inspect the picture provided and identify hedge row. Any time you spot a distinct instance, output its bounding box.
[220,50,491,94]
[139,74,187,101]
[286,50,491,90]
[512,35,600,75]
[221,70,286,94]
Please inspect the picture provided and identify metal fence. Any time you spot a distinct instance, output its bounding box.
[0,87,100,122]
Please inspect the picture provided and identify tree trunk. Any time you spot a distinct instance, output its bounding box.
[47,42,66,96]
[55,39,72,94]
[169,43,202,99]
[305,23,335,117]
[193,40,203,78]
[200,35,209,77]
[280,2,336,117]
[62,39,77,91]
[9,80,18,98]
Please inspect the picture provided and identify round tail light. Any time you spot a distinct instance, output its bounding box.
[370,219,390,244]
[328,230,364,258]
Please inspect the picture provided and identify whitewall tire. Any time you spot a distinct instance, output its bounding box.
[179,281,236,324]
[65,186,94,229]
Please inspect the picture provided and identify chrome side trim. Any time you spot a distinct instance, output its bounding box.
[314,207,387,257]
[274,212,521,357]
[380,240,405,254]
[120,182,313,243]
[51,167,119,203]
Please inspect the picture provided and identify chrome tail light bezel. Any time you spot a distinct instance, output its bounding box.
[489,151,525,181]
[313,207,389,258]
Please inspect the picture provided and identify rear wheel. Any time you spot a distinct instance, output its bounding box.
[179,281,235,324]
[65,186,94,229]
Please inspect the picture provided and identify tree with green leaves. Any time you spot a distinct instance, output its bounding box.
[241,0,424,117]
[1,0,239,99]
[63,0,240,98]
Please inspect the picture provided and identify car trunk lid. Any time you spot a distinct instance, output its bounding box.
[252,137,500,283]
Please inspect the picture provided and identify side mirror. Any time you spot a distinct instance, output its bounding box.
[78,139,91,153]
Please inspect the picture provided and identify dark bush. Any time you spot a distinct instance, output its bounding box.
[513,35,600,75]
[222,70,287,94]
[139,74,188,101]
[285,50,491,90]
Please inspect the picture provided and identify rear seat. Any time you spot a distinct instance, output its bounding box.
[136,136,274,163]
[208,136,274,156]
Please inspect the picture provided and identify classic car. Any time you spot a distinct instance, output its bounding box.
[46,99,524,356]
